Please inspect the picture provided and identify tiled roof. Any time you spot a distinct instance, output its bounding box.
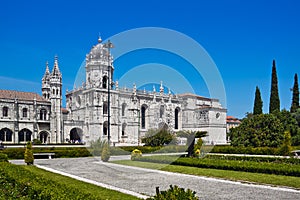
[0,90,48,102]
[226,116,241,123]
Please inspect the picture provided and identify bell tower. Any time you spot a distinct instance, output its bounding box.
[85,37,114,89]
[49,56,63,143]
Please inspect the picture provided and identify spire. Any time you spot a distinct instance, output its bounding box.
[51,55,61,77]
[42,61,50,81]
[160,81,164,94]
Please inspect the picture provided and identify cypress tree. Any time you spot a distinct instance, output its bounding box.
[291,73,299,113]
[253,86,263,115]
[269,60,280,113]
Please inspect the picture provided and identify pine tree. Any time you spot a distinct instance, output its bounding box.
[253,86,263,115]
[269,60,280,113]
[291,73,299,113]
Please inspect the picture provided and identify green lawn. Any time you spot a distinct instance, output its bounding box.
[112,160,300,189]
[0,162,141,200]
[25,166,142,200]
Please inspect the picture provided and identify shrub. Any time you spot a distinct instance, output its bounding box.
[90,138,106,156]
[131,149,142,160]
[147,185,199,200]
[142,128,177,147]
[32,139,42,144]
[24,142,34,165]
[101,143,110,162]
[278,131,292,156]
[0,153,8,162]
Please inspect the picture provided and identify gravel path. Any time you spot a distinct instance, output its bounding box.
[16,157,299,200]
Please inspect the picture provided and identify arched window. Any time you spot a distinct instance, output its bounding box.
[2,106,8,117]
[103,121,108,135]
[56,89,59,95]
[103,102,108,114]
[0,128,13,142]
[52,89,55,95]
[122,123,126,136]
[18,129,32,142]
[160,105,164,118]
[22,108,28,118]
[141,105,146,129]
[40,108,47,120]
[102,76,107,89]
[175,108,179,129]
[121,103,126,116]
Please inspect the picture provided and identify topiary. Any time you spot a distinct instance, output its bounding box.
[24,141,34,165]
[131,149,142,160]
[101,143,110,162]
[147,185,199,200]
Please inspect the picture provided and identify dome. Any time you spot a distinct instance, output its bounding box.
[86,42,110,62]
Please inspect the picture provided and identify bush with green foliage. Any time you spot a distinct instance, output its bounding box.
[90,138,107,156]
[24,142,34,165]
[278,131,292,156]
[101,143,110,162]
[142,128,177,147]
[32,139,42,144]
[0,153,8,162]
[147,185,199,200]
[131,149,142,160]
[230,114,284,147]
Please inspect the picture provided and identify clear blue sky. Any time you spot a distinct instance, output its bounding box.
[0,0,299,118]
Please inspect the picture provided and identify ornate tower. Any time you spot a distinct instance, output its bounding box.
[85,37,114,89]
[42,62,51,100]
[49,56,63,143]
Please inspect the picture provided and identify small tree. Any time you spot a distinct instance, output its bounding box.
[291,73,299,113]
[101,142,110,162]
[253,86,263,115]
[24,141,34,165]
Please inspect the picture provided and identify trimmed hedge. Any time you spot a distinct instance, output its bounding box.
[135,155,300,177]
[211,145,280,155]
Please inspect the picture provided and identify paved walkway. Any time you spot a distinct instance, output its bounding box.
[11,157,300,200]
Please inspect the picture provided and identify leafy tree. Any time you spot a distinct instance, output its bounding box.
[230,114,284,147]
[142,127,176,147]
[275,110,300,146]
[253,86,263,115]
[291,73,299,113]
[177,130,207,157]
[269,60,280,113]
[24,141,34,165]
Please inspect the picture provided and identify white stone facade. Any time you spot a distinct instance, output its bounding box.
[0,38,227,145]
[63,39,227,145]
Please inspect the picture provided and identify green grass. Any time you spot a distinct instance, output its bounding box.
[27,166,141,200]
[112,160,300,189]
[0,162,141,200]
